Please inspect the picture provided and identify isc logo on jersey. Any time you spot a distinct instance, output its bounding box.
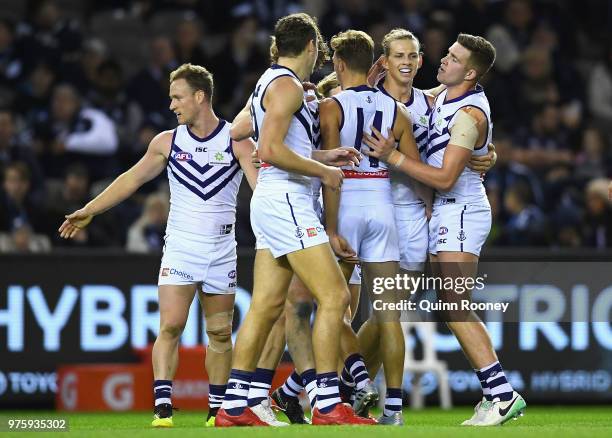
[175,152,192,161]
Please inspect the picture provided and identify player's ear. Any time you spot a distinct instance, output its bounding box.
[194,90,205,104]
[464,67,478,82]
[382,56,389,71]
[418,52,423,69]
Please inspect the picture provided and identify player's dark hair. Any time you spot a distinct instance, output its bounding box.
[457,33,496,80]
[169,63,214,101]
[273,13,323,59]
[331,29,374,74]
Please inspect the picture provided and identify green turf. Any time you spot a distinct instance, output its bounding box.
[1,407,611,437]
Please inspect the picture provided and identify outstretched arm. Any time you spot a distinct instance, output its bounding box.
[58,130,171,238]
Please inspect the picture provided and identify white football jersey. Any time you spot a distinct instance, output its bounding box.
[166,121,243,236]
[251,64,315,194]
[426,85,491,203]
[379,83,431,206]
[331,85,397,205]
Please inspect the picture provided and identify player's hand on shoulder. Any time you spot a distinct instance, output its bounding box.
[58,208,94,239]
[328,232,357,261]
[367,55,386,87]
[362,126,396,161]
[320,165,344,191]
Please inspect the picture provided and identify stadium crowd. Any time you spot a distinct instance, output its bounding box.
[0,0,610,252]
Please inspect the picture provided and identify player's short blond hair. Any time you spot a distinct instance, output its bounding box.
[316,72,340,98]
[382,28,421,56]
[330,29,374,74]
[169,63,214,100]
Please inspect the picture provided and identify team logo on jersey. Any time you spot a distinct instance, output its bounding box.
[366,96,372,104]
[228,270,237,279]
[439,226,448,235]
[419,116,428,125]
[295,227,305,238]
[457,230,467,241]
[307,227,317,237]
[175,152,192,161]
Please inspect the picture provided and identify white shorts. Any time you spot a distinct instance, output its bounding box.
[428,202,491,257]
[349,264,361,285]
[338,203,399,263]
[159,232,237,294]
[251,190,329,258]
[394,203,428,271]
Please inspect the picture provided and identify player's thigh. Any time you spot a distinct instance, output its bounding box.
[286,243,349,309]
[251,249,294,315]
[198,289,235,317]
[158,284,197,327]
[287,274,314,305]
[348,283,361,321]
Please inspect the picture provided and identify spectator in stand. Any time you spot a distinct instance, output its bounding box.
[588,43,612,139]
[0,109,44,199]
[501,180,548,246]
[17,0,82,74]
[30,83,118,180]
[581,178,612,249]
[126,191,169,253]
[0,219,51,253]
[0,161,44,232]
[45,163,120,247]
[574,127,610,184]
[173,16,208,66]
[15,61,56,124]
[413,26,449,89]
[126,35,177,131]
[208,13,267,118]
[0,18,25,90]
[88,59,138,148]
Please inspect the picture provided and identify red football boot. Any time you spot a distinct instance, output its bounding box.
[312,403,378,425]
[215,407,270,427]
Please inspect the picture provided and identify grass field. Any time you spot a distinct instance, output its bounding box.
[1,407,611,437]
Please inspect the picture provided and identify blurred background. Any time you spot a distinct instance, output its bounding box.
[0,0,611,412]
[0,0,610,252]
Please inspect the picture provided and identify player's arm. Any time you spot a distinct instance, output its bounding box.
[391,103,433,205]
[230,96,254,141]
[363,107,485,192]
[258,77,342,188]
[321,98,342,236]
[58,131,171,238]
[320,98,357,260]
[232,137,258,190]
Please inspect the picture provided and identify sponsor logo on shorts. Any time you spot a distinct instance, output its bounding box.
[316,226,325,232]
[307,227,317,237]
[175,152,192,161]
[228,270,237,279]
[437,239,447,244]
[457,230,467,241]
[295,226,305,239]
[439,226,448,235]
[228,281,237,288]
[164,268,194,281]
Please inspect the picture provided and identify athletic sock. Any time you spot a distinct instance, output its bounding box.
[208,383,226,411]
[153,380,172,407]
[280,370,303,399]
[474,368,493,401]
[302,369,317,410]
[383,388,402,417]
[247,367,275,407]
[221,369,253,415]
[315,372,341,413]
[479,362,514,402]
[344,353,370,391]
